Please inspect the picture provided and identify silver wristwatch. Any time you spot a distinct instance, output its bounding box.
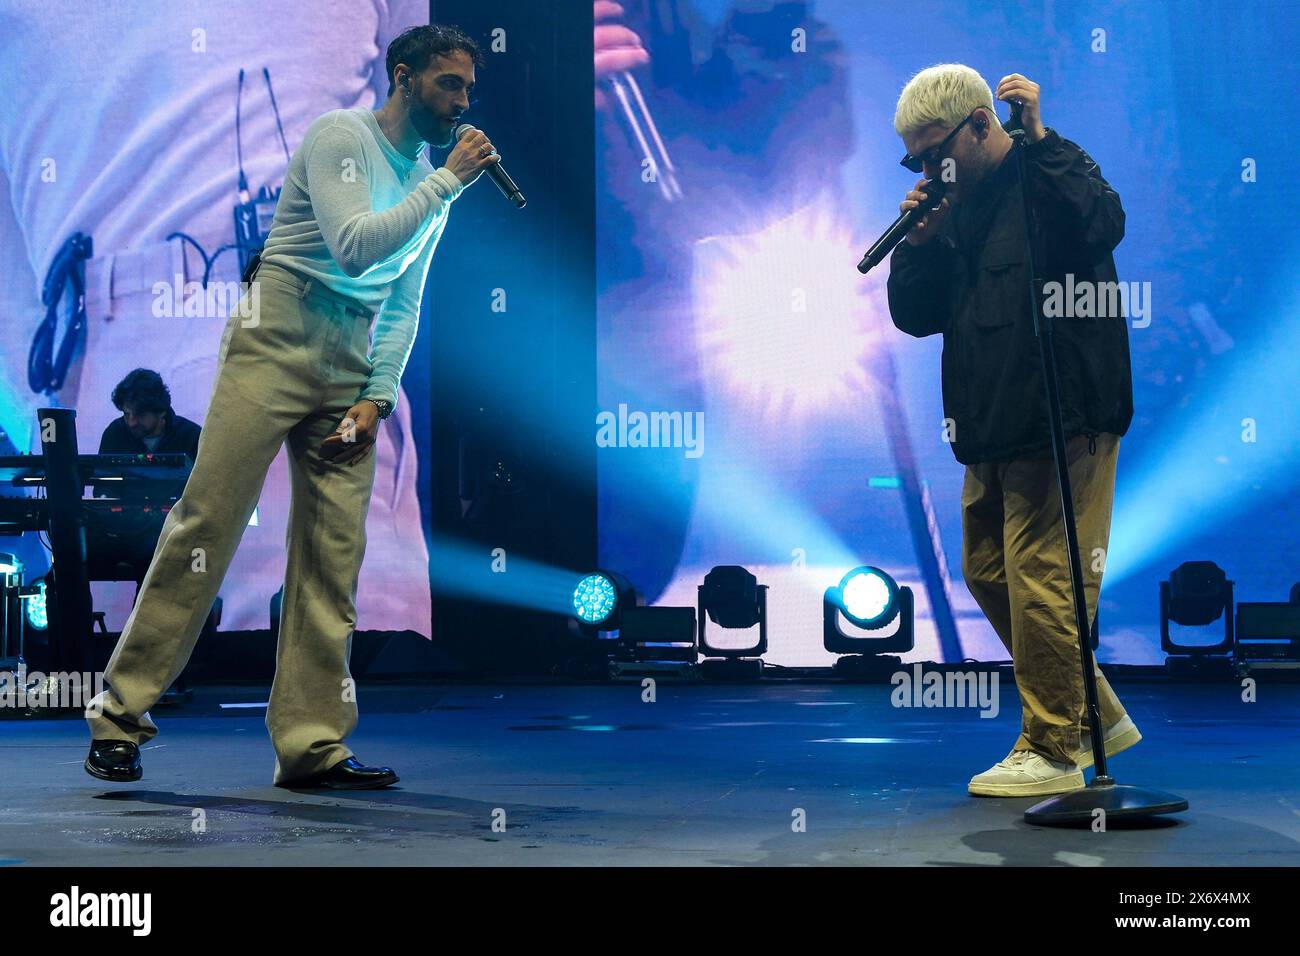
[362,397,393,419]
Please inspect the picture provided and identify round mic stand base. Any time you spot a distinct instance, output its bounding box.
[1024,775,1190,827]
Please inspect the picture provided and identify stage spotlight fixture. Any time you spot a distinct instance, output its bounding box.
[571,570,637,632]
[1161,561,1233,658]
[824,566,914,677]
[837,566,899,628]
[697,565,767,680]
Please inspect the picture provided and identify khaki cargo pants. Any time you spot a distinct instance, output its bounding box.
[86,261,379,784]
[961,432,1128,763]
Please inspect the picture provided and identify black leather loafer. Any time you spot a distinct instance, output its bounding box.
[278,756,399,790]
[85,739,143,782]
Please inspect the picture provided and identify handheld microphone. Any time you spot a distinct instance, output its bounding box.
[857,178,946,274]
[454,123,526,209]
[1003,99,1025,136]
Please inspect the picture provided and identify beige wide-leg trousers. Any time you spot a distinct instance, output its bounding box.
[86,261,380,784]
[961,432,1128,763]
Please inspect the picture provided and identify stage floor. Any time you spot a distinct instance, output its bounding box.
[2,680,1297,866]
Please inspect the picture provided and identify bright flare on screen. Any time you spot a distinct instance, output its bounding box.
[692,196,883,419]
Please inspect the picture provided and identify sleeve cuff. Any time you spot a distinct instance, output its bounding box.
[431,166,466,201]
[1025,127,1063,156]
[358,384,399,409]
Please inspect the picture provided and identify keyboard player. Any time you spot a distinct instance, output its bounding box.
[96,368,200,500]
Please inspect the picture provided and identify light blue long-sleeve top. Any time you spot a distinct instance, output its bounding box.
[259,107,464,411]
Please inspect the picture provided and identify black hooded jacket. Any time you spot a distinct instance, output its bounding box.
[886,128,1133,465]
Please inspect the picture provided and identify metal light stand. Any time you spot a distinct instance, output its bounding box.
[1004,109,1187,826]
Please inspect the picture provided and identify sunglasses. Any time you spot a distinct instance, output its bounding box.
[899,109,979,174]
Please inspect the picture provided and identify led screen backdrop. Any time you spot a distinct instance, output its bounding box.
[595,0,1299,665]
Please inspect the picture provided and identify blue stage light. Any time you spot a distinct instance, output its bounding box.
[823,566,914,670]
[26,579,48,631]
[833,566,900,629]
[573,572,619,626]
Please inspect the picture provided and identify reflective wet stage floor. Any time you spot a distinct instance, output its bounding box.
[2,680,1297,866]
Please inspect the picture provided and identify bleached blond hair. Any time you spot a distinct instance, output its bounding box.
[893,64,995,138]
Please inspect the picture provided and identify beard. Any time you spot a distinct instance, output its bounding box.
[949,146,994,203]
[410,99,454,149]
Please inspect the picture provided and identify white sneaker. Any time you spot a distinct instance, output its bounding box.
[1074,715,1142,770]
[968,750,1085,797]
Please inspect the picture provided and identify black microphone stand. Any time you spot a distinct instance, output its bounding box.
[1003,105,1188,826]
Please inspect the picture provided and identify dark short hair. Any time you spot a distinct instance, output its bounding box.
[111,368,171,415]
[385,24,483,98]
